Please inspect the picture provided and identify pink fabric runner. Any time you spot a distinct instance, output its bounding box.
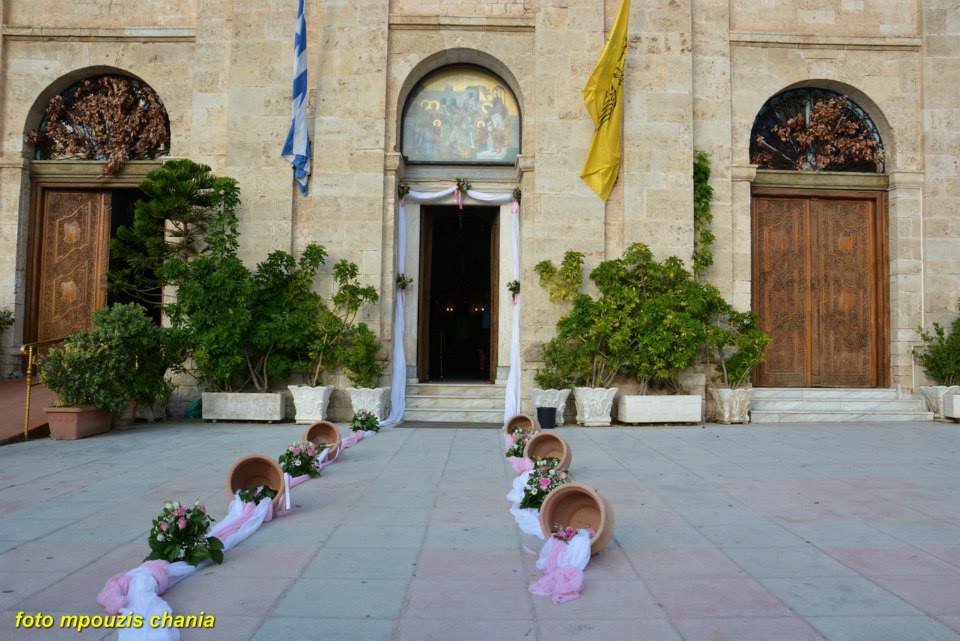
[528,538,584,604]
[507,456,534,475]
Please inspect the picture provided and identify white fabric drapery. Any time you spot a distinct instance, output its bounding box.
[387,183,521,426]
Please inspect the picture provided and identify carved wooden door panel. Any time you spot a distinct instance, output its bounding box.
[753,193,882,387]
[36,190,111,342]
[753,197,809,387]
[811,198,877,387]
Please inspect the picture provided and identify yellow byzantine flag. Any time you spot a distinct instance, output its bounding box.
[580,0,629,200]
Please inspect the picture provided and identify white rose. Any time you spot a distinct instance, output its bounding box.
[164,502,173,510]
[156,533,165,542]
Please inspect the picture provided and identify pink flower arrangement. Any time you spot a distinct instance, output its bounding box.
[279,440,324,479]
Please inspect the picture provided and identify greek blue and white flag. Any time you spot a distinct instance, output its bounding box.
[282,0,312,195]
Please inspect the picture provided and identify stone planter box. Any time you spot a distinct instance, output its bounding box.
[288,385,333,423]
[920,385,960,419]
[617,394,702,424]
[202,392,285,422]
[573,387,618,426]
[708,388,752,424]
[346,387,390,421]
[531,388,571,427]
[46,406,112,440]
[943,393,960,420]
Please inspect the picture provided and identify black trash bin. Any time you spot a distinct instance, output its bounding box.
[536,406,557,430]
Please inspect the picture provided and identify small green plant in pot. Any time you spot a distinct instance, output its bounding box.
[914,301,960,418]
[340,322,388,421]
[705,310,770,424]
[40,303,173,439]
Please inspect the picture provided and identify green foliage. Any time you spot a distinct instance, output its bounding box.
[915,302,960,385]
[693,150,715,280]
[246,244,328,392]
[535,251,584,304]
[40,303,173,413]
[705,310,771,388]
[536,243,766,393]
[351,409,381,432]
[109,159,241,307]
[303,258,380,387]
[238,486,277,504]
[0,308,13,333]
[338,323,383,388]
[145,500,223,566]
[164,253,253,392]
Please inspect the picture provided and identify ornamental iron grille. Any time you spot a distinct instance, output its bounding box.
[28,75,170,175]
[750,88,884,173]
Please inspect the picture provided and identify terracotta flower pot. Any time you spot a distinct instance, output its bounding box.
[302,420,342,461]
[503,414,540,437]
[523,432,572,471]
[539,483,615,555]
[45,407,112,440]
[228,454,285,511]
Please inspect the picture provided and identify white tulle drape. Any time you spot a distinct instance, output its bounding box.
[388,185,521,426]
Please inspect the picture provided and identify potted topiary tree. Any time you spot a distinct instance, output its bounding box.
[705,310,770,424]
[40,303,172,439]
[289,258,379,423]
[915,301,960,419]
[340,322,388,421]
[535,251,622,426]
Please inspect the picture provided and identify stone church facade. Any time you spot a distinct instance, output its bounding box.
[1,1,958,416]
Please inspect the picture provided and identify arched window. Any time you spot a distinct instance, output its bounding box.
[401,65,520,165]
[27,74,170,175]
[750,88,884,173]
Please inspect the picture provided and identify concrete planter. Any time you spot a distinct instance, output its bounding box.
[45,406,112,440]
[202,392,285,422]
[573,387,618,426]
[943,393,960,420]
[346,387,390,421]
[708,387,752,424]
[617,394,702,424]
[919,385,960,419]
[531,388,571,427]
[288,385,333,423]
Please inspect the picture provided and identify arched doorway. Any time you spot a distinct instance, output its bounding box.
[24,72,170,343]
[749,88,888,387]
[399,63,521,382]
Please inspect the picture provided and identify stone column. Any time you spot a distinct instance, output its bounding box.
[887,169,925,391]
[730,164,757,312]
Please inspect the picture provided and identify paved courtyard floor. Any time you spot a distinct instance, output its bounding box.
[2,421,960,641]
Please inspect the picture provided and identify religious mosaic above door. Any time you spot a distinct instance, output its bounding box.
[402,66,520,165]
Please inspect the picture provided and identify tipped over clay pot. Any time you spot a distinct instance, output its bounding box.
[303,420,342,461]
[503,414,540,437]
[228,454,285,511]
[523,431,572,471]
[539,483,615,555]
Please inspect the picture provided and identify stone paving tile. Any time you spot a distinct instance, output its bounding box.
[760,576,921,616]
[868,574,960,616]
[624,547,746,579]
[537,617,682,641]
[670,616,827,641]
[723,546,858,578]
[272,577,409,619]
[404,579,535,620]
[805,615,960,641]
[824,545,960,577]
[645,577,793,618]
[303,546,419,580]
[252,617,393,641]
[394,618,538,641]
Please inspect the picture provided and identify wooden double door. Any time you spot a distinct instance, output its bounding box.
[752,190,888,388]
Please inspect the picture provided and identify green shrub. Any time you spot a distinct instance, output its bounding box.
[0,308,13,333]
[40,303,172,413]
[705,310,770,388]
[338,322,383,388]
[915,302,960,386]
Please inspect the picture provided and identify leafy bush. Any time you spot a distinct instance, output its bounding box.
[705,310,770,388]
[338,323,383,388]
[535,243,768,393]
[40,303,173,413]
[915,302,960,386]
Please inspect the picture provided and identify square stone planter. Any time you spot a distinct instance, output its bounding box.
[617,394,702,424]
[943,393,960,420]
[708,388,752,424]
[531,388,571,427]
[202,392,285,422]
[346,387,390,421]
[45,407,112,440]
[573,387,618,426]
[288,385,334,423]
[920,386,960,419]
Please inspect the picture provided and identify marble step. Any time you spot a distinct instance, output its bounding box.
[406,383,504,399]
[404,408,505,423]
[752,387,902,400]
[751,409,934,423]
[406,393,506,410]
[751,398,928,412]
